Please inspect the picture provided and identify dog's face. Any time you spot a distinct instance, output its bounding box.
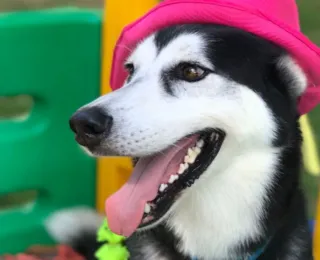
[70,24,307,253]
[71,25,306,156]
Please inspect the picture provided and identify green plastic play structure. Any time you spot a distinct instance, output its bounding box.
[0,8,102,253]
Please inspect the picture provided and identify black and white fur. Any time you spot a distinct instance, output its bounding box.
[47,24,313,259]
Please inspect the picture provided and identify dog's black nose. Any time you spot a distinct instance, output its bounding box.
[69,108,113,147]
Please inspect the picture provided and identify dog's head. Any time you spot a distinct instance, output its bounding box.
[69,24,306,240]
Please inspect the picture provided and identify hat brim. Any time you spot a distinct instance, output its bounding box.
[110,0,320,114]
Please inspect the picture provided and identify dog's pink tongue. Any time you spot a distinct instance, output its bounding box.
[105,136,198,237]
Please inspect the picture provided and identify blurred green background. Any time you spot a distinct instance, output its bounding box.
[297,0,320,217]
[0,0,103,11]
[0,0,319,217]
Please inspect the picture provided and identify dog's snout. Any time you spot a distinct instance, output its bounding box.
[69,107,113,147]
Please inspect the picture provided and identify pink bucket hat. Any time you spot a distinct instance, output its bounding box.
[110,0,320,115]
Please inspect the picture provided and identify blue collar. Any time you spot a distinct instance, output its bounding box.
[192,242,267,260]
[245,245,265,260]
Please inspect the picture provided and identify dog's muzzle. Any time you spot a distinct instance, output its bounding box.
[69,107,113,148]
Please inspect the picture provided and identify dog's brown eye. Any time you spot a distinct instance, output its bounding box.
[177,63,208,82]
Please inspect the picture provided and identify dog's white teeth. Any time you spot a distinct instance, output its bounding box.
[150,203,156,208]
[168,174,179,184]
[178,163,186,174]
[159,184,168,192]
[196,139,204,148]
[179,143,202,175]
[194,147,201,155]
[184,155,191,164]
[189,154,197,164]
[144,203,151,214]
[192,146,202,156]
[185,153,197,164]
[189,147,200,156]
[184,155,189,163]
[184,163,189,171]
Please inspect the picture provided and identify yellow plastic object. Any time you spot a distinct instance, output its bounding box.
[300,115,320,176]
[300,114,320,259]
[315,194,320,259]
[96,0,159,212]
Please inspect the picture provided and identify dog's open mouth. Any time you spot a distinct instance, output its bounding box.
[105,130,225,237]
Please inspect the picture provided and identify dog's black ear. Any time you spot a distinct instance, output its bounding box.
[275,55,307,98]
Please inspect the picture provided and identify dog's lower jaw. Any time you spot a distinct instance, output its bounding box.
[127,144,279,260]
[124,126,312,260]
[162,138,279,260]
[159,143,310,260]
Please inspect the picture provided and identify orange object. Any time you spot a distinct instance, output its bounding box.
[314,193,320,259]
[96,0,159,212]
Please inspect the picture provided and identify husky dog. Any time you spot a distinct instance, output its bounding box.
[48,24,313,259]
